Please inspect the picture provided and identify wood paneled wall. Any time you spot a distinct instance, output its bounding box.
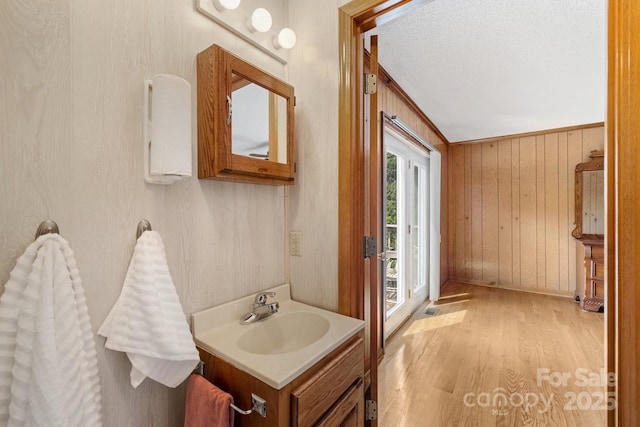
[376,71,450,286]
[447,126,604,294]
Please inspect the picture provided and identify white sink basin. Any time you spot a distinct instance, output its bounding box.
[191,284,364,389]
[237,311,330,355]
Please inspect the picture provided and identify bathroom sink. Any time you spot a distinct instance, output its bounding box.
[191,283,365,389]
[237,311,330,355]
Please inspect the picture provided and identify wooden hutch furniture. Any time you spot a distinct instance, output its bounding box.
[572,150,605,312]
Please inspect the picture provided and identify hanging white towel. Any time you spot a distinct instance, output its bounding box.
[98,230,199,388]
[0,233,102,427]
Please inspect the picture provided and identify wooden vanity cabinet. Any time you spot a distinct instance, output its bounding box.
[578,240,605,312]
[197,333,364,427]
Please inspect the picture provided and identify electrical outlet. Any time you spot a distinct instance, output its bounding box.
[290,231,302,257]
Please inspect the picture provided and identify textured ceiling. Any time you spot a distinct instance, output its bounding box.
[371,0,606,143]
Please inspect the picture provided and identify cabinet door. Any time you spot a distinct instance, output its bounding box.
[316,378,364,427]
[291,338,364,426]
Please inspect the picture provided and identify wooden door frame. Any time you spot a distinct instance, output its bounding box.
[607,0,639,424]
[338,0,433,318]
[337,0,433,310]
[338,0,639,424]
[337,2,431,423]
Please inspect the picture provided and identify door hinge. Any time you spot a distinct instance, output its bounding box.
[364,73,377,94]
[363,236,377,259]
[366,399,378,420]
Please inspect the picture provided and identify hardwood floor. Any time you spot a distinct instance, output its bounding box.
[378,282,606,427]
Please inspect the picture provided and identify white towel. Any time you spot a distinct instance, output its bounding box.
[0,233,102,427]
[98,230,199,388]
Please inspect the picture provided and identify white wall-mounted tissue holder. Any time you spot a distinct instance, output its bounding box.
[143,74,192,185]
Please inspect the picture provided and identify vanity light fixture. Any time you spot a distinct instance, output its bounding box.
[212,0,240,11]
[196,0,294,64]
[247,8,272,33]
[273,28,296,49]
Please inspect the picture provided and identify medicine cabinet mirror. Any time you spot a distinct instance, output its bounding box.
[197,44,295,184]
[572,150,605,240]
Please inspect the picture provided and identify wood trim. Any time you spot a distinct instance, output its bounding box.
[268,93,278,163]
[446,278,575,298]
[365,51,450,145]
[453,122,605,145]
[605,3,616,426]
[338,7,364,318]
[607,0,639,424]
[367,34,380,419]
[341,0,431,33]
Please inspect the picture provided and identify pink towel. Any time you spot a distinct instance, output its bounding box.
[184,374,235,427]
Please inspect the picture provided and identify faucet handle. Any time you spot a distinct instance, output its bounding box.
[254,291,276,305]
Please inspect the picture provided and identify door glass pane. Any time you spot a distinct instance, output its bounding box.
[410,165,420,290]
[385,151,403,314]
[413,164,428,291]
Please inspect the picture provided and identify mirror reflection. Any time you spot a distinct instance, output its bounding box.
[571,149,604,240]
[231,74,288,164]
[581,170,604,235]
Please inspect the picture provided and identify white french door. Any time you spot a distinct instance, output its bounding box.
[383,129,430,338]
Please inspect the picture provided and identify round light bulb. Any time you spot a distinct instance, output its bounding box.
[213,0,240,11]
[247,8,272,33]
[274,28,296,49]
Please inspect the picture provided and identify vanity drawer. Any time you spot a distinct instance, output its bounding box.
[589,244,605,259]
[291,337,364,426]
[590,280,605,299]
[592,259,605,279]
[315,377,364,427]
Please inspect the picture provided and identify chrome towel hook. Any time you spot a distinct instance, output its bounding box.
[136,219,152,239]
[35,220,59,240]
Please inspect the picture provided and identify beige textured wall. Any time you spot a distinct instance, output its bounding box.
[0,0,293,425]
[286,1,341,310]
[447,126,604,294]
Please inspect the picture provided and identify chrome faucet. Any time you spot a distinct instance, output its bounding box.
[254,291,276,306]
[240,291,279,324]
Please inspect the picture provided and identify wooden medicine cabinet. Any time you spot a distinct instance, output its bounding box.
[197,44,295,184]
